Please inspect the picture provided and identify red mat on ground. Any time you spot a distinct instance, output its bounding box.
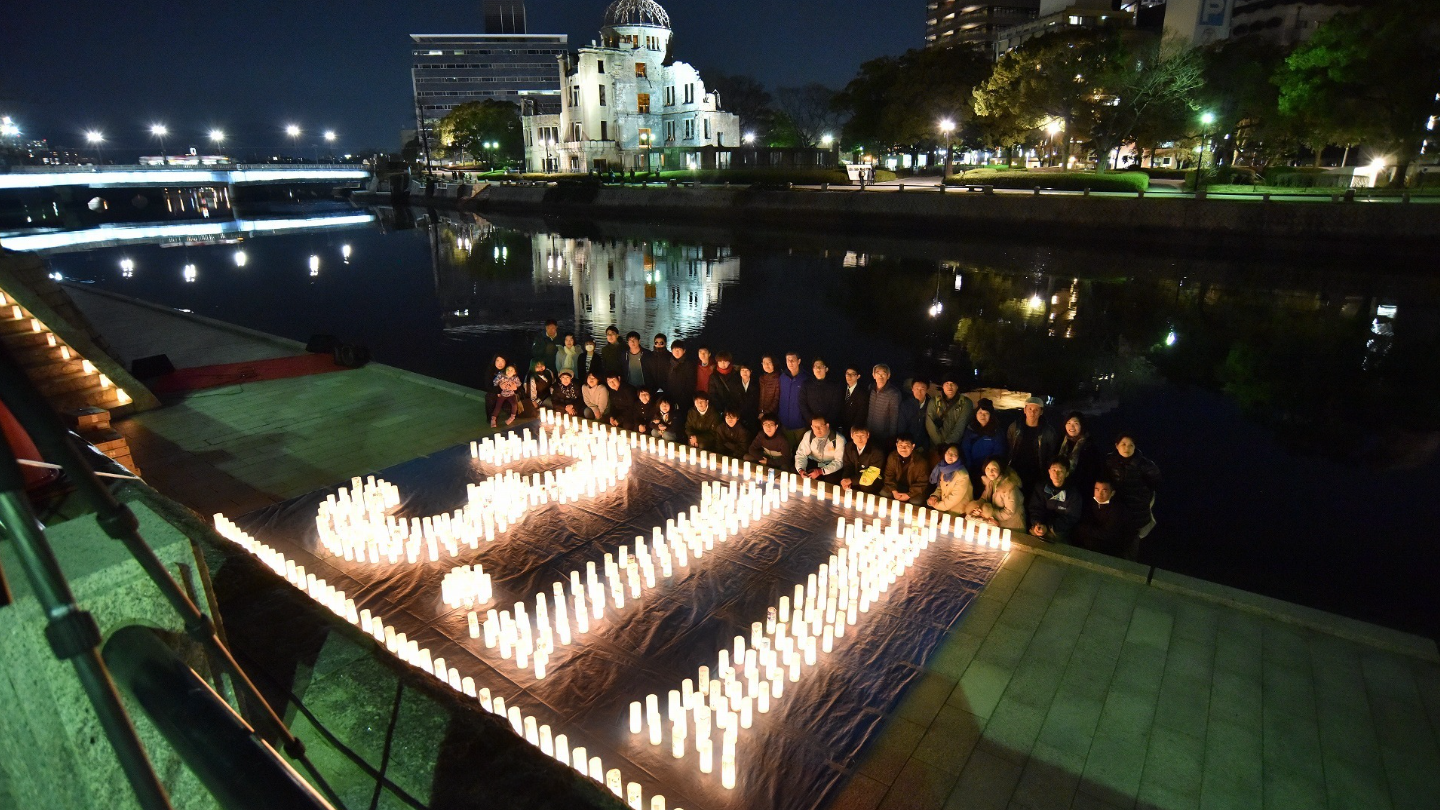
[149,353,353,394]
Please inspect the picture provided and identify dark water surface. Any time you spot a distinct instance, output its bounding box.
[42,205,1440,640]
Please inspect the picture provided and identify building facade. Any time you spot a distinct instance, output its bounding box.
[411,4,567,149]
[925,1,1042,49]
[1227,0,1365,47]
[521,0,741,173]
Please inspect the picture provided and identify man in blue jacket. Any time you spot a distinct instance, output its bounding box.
[1027,461,1082,543]
[777,351,809,439]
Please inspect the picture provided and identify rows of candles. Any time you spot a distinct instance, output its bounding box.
[213,414,1015,808]
[212,513,676,810]
[472,477,787,680]
[312,428,632,565]
[626,515,938,789]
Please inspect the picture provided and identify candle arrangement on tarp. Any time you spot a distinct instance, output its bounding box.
[213,410,1012,810]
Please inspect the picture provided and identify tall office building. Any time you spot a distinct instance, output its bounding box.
[925,1,1042,49]
[411,2,566,148]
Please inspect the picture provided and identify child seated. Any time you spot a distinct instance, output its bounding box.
[491,366,522,427]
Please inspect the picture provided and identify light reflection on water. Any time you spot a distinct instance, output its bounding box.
[41,205,1440,638]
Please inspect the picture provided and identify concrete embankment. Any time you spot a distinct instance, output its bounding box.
[428,184,1440,254]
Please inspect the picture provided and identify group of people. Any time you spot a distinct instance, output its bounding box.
[483,321,1162,561]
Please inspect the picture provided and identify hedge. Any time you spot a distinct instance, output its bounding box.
[1138,168,1188,181]
[943,170,1149,193]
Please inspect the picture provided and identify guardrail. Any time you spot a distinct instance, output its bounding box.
[1,163,364,174]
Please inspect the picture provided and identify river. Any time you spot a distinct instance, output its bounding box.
[30,204,1440,640]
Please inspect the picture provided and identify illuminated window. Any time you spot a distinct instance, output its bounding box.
[637,93,651,114]
[636,62,648,78]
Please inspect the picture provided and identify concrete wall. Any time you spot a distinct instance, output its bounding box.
[466,184,1440,253]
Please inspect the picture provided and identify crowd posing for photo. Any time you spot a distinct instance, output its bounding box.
[485,321,1163,561]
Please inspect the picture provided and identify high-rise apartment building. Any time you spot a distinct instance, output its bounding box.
[410,2,566,147]
[925,1,1042,49]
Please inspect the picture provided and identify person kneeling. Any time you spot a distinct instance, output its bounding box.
[883,434,932,503]
[967,458,1026,530]
[715,409,752,458]
[794,416,846,485]
[745,415,794,473]
[1027,460,1082,543]
[926,444,973,515]
[685,393,720,450]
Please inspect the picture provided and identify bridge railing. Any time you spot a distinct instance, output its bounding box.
[0,163,369,174]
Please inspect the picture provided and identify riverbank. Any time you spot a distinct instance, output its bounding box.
[364,182,1439,255]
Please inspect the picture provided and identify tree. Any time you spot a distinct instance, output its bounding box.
[1086,38,1204,173]
[1196,37,1292,171]
[1275,0,1440,186]
[973,29,1122,166]
[771,84,844,148]
[703,72,776,140]
[434,100,524,169]
[834,45,993,151]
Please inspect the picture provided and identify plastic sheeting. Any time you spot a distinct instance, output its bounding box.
[234,435,1005,810]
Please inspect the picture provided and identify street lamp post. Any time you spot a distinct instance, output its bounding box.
[323,130,336,162]
[84,130,105,165]
[285,124,301,162]
[150,124,169,165]
[938,119,956,182]
[1197,112,1216,194]
[208,128,226,160]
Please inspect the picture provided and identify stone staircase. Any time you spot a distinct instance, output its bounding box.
[0,289,139,473]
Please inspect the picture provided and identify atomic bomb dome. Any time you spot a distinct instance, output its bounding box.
[602,0,671,29]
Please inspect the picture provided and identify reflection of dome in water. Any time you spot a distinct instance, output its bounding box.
[602,0,671,28]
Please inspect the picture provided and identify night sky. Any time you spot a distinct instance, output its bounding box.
[2,0,920,155]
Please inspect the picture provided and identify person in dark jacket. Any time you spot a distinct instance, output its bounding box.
[714,410,751,458]
[745,415,793,473]
[643,334,671,388]
[961,398,1006,490]
[1027,461,1083,543]
[897,378,931,453]
[531,319,561,371]
[551,370,581,416]
[799,358,843,428]
[841,367,870,435]
[866,364,902,447]
[758,356,781,417]
[735,364,762,431]
[882,434,932,503]
[483,354,509,422]
[684,393,720,449]
[650,397,678,441]
[526,360,556,410]
[1007,396,1059,493]
[600,325,624,377]
[665,341,697,409]
[777,352,808,434]
[605,374,642,431]
[577,338,602,385]
[1104,432,1161,548]
[1055,411,1099,496]
[622,332,651,390]
[1075,480,1129,557]
[841,426,887,495]
[636,387,659,434]
[708,352,741,414]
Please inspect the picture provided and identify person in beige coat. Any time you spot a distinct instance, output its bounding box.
[966,458,1027,530]
[926,444,974,515]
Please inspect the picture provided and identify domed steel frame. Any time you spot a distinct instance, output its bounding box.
[602,0,671,29]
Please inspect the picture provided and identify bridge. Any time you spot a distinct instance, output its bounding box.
[0,164,370,190]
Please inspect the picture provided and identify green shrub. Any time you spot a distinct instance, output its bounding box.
[944,170,1148,193]
[1138,168,1188,181]
[874,169,898,182]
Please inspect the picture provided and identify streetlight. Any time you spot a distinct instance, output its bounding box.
[84,130,104,165]
[743,132,756,145]
[209,128,225,159]
[1196,111,1216,194]
[285,124,301,161]
[150,124,169,165]
[821,134,834,147]
[1045,119,1063,167]
[0,116,18,138]
[938,118,956,181]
